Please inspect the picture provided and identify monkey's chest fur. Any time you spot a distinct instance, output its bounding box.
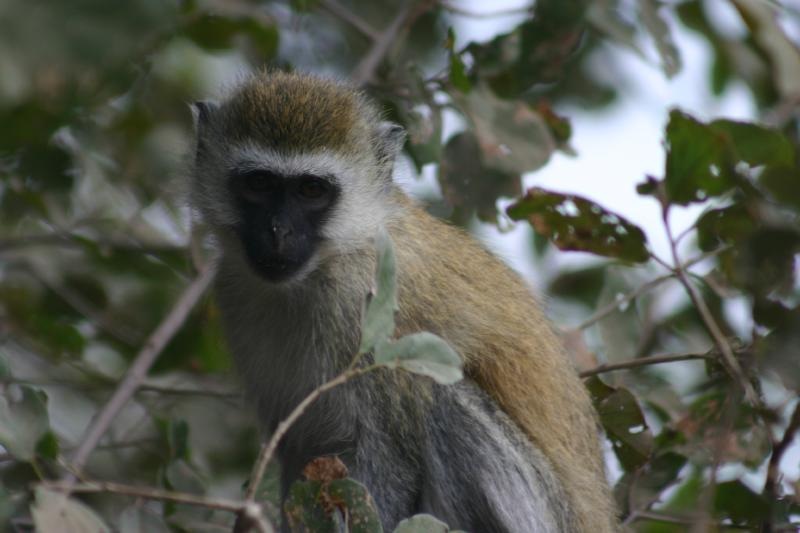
[213,255,570,532]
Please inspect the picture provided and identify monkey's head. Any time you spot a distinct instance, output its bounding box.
[190,71,405,284]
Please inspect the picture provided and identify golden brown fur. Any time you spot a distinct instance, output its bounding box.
[389,194,618,533]
[220,72,376,154]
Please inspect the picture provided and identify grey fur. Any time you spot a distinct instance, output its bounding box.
[213,251,572,532]
[191,74,575,532]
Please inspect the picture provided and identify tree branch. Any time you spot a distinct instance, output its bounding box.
[243,365,376,501]
[65,263,218,478]
[662,207,759,406]
[351,1,435,86]
[40,479,245,513]
[319,0,381,41]
[575,246,730,331]
[579,351,712,378]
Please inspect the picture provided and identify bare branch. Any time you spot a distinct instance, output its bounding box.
[39,479,244,513]
[579,351,712,378]
[243,365,377,501]
[661,208,760,406]
[66,263,218,478]
[319,0,381,41]
[351,1,436,86]
[0,232,183,255]
[575,246,730,331]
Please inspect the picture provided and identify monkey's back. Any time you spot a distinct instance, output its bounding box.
[388,193,617,533]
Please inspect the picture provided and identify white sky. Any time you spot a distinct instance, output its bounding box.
[442,0,757,282]
[444,0,800,490]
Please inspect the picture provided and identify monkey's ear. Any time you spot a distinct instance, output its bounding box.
[376,121,406,165]
[189,100,220,133]
[378,121,406,152]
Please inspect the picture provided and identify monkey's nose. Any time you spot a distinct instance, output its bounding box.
[270,223,292,251]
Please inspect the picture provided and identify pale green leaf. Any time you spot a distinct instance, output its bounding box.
[359,228,397,353]
[0,386,50,462]
[375,332,463,385]
[393,514,450,532]
[454,84,555,175]
[32,488,111,533]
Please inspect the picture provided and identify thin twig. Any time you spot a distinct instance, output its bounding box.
[66,263,218,478]
[40,480,244,513]
[626,509,756,529]
[662,208,759,406]
[575,246,730,331]
[243,365,377,501]
[351,1,435,86]
[0,232,183,255]
[319,0,381,40]
[579,351,712,378]
[763,402,800,532]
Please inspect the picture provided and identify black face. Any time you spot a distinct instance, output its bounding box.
[229,169,340,282]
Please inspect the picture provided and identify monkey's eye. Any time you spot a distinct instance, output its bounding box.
[296,177,330,200]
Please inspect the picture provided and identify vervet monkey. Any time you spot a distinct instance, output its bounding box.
[190,71,617,532]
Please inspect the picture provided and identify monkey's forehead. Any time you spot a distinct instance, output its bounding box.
[218,72,374,153]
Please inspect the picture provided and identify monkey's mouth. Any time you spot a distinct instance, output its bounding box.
[237,228,315,284]
[244,249,310,283]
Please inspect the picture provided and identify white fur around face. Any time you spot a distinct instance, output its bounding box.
[194,141,393,284]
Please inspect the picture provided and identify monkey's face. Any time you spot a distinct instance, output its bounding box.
[190,73,406,284]
[227,167,341,283]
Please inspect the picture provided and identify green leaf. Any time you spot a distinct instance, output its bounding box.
[709,119,795,167]
[507,187,650,263]
[663,110,736,205]
[586,377,653,471]
[285,477,382,533]
[0,386,50,462]
[35,431,60,461]
[326,479,382,533]
[695,204,755,252]
[714,480,769,525]
[182,14,278,58]
[359,229,397,353]
[759,165,800,209]
[158,419,190,461]
[661,111,796,206]
[438,132,521,223]
[547,265,608,307]
[284,480,338,533]
[454,85,556,175]
[466,3,586,97]
[393,514,451,532]
[31,488,111,533]
[446,28,471,93]
[375,332,463,385]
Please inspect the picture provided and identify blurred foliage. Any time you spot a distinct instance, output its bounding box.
[1,0,800,531]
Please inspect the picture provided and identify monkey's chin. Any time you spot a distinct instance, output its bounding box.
[247,254,320,287]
